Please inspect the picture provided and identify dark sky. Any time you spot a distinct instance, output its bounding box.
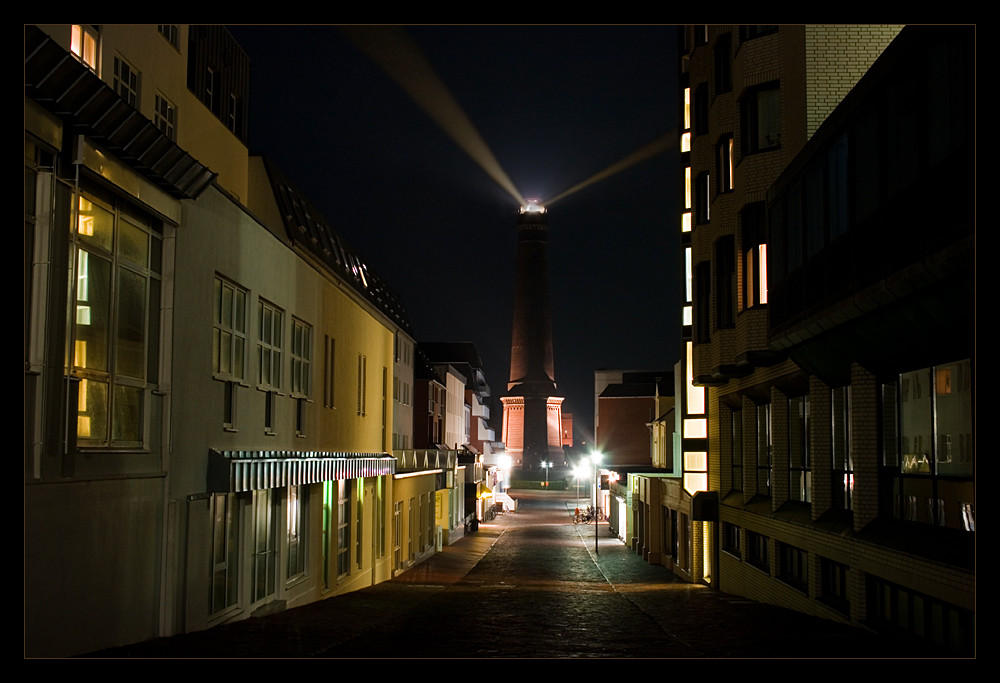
[227,25,681,444]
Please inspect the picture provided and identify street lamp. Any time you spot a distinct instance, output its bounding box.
[573,463,586,502]
[590,450,602,554]
[541,460,551,489]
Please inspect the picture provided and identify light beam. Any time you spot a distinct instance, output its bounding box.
[341,26,526,207]
[544,131,676,207]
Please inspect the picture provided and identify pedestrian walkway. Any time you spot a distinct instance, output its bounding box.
[85,490,940,658]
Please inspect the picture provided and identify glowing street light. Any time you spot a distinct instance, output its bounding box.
[541,460,552,488]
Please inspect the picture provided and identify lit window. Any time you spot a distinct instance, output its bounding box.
[683,87,691,130]
[286,485,306,580]
[72,194,161,447]
[717,135,734,193]
[684,167,692,209]
[71,25,98,71]
[742,203,768,308]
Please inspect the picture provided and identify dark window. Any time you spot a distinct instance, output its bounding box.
[742,82,781,154]
[747,530,769,572]
[694,83,709,136]
[756,402,772,496]
[778,543,808,592]
[820,557,849,614]
[714,34,732,95]
[695,171,711,225]
[722,522,741,557]
[739,25,778,43]
[715,236,735,329]
[789,394,811,502]
[695,261,711,344]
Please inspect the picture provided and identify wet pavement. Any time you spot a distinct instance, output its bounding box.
[86,490,938,659]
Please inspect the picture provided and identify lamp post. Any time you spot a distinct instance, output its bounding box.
[590,451,602,554]
[541,460,551,489]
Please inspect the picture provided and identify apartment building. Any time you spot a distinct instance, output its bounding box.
[24,24,420,656]
[677,25,974,655]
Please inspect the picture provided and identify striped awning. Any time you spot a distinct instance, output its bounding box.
[207,449,396,493]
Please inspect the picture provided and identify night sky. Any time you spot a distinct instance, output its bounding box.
[227,25,681,444]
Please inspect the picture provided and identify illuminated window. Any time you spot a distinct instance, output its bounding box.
[154,93,176,141]
[685,342,705,414]
[71,24,98,71]
[741,203,768,308]
[742,82,781,154]
[717,135,734,193]
[888,360,974,530]
[789,394,811,503]
[683,87,691,130]
[113,56,140,107]
[684,167,692,209]
[72,193,160,447]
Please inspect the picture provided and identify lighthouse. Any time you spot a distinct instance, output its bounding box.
[500,200,565,470]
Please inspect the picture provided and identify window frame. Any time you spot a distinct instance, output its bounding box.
[741,81,782,155]
[113,55,140,108]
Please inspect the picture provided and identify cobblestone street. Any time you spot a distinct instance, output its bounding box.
[89,490,933,659]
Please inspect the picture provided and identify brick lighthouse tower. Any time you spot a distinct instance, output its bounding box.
[501,201,565,470]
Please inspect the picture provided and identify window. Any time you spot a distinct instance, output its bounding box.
[778,543,808,592]
[71,24,99,71]
[694,261,711,343]
[742,82,781,154]
[755,402,772,496]
[323,335,335,408]
[714,34,732,95]
[337,480,350,577]
[204,67,219,115]
[213,276,247,381]
[357,353,367,416]
[356,480,364,570]
[286,485,306,581]
[717,135,734,193]
[695,171,711,224]
[113,56,140,108]
[376,478,386,559]
[291,319,312,435]
[747,530,769,572]
[251,489,279,603]
[729,407,743,492]
[694,83,708,136]
[715,236,735,329]
[154,94,176,141]
[866,575,975,656]
[789,394,811,503]
[820,557,849,614]
[739,25,778,43]
[210,493,239,614]
[72,193,161,448]
[158,24,180,49]
[890,360,973,530]
[832,387,853,510]
[722,522,741,557]
[741,203,768,308]
[257,300,283,389]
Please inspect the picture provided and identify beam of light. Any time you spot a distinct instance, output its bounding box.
[341,26,526,207]
[544,130,677,207]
